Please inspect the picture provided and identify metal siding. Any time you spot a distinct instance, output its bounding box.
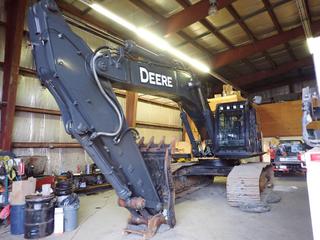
[273,1,301,30]
[219,24,250,46]
[13,147,93,175]
[20,37,34,69]
[232,0,264,17]
[206,8,234,28]
[16,75,59,110]
[197,33,227,53]
[12,112,76,143]
[136,101,181,126]
[136,127,182,144]
[182,22,209,39]
[244,11,275,40]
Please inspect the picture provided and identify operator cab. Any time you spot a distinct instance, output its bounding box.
[214,101,263,159]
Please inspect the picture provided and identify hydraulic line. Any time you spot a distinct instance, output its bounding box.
[113,127,140,144]
[90,49,124,138]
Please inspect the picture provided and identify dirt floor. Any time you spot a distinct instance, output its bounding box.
[0,176,313,240]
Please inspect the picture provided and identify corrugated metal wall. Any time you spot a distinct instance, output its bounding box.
[136,101,181,143]
[0,15,182,174]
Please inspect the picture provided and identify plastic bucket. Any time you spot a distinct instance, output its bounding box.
[10,204,25,235]
[63,205,79,232]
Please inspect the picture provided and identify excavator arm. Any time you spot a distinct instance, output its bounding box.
[94,41,215,153]
[27,0,214,237]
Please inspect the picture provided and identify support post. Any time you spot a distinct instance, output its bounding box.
[126,91,138,127]
[0,0,28,150]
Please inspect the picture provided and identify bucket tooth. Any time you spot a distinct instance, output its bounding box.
[146,136,155,149]
[138,137,145,148]
[158,136,165,149]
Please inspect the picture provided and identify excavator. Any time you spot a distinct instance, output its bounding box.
[28,1,272,238]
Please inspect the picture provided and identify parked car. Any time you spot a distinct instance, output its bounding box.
[272,140,307,174]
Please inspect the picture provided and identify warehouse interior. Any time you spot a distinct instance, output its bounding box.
[0,0,319,239]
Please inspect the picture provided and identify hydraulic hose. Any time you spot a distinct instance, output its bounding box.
[90,49,124,138]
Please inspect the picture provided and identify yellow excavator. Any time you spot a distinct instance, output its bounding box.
[171,85,272,208]
[28,2,273,237]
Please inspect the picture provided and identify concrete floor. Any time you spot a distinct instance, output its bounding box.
[1,176,313,240]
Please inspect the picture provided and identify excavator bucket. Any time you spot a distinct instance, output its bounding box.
[126,139,176,238]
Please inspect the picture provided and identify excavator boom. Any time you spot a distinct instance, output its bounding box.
[28,1,176,237]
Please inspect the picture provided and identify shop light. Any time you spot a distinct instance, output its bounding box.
[81,1,210,73]
[307,37,320,94]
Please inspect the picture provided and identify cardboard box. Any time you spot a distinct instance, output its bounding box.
[10,177,36,205]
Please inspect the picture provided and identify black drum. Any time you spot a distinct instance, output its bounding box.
[24,194,55,239]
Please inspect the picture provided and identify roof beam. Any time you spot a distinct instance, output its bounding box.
[262,0,283,33]
[175,30,214,56]
[226,5,255,41]
[128,0,214,56]
[0,0,28,150]
[172,0,234,50]
[262,0,296,61]
[198,18,233,48]
[233,57,313,86]
[175,0,291,49]
[226,4,277,68]
[175,0,256,72]
[197,15,258,71]
[156,0,235,36]
[211,20,320,68]
[174,0,247,71]
[129,0,243,76]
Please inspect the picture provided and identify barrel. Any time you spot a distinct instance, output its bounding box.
[10,204,25,235]
[24,194,55,239]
